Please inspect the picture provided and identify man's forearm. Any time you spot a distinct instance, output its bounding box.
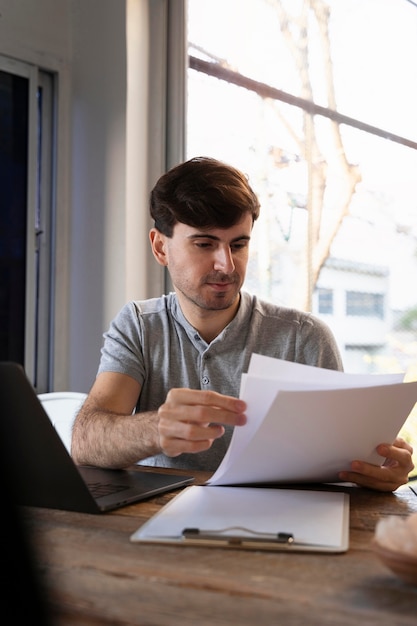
[71,404,162,469]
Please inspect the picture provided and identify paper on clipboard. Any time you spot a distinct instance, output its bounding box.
[208,355,417,486]
[130,485,350,553]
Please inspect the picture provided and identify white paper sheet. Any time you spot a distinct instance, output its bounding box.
[208,355,417,486]
[131,485,350,553]
[246,353,404,386]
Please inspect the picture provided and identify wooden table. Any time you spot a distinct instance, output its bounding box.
[21,470,417,626]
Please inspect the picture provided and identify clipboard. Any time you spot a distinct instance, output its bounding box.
[130,485,350,553]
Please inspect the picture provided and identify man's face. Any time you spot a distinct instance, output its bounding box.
[152,214,253,313]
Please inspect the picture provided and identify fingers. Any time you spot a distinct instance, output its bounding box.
[339,438,415,492]
[163,388,247,420]
[338,466,405,492]
[157,388,247,458]
[388,437,414,455]
[379,439,414,472]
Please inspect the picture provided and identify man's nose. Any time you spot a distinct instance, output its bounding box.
[213,246,235,273]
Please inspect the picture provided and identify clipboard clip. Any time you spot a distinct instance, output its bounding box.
[182,526,294,546]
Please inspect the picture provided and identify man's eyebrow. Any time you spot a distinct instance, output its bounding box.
[187,233,251,243]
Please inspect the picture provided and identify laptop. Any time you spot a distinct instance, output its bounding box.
[0,362,194,513]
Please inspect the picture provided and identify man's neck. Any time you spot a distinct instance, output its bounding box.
[176,293,241,344]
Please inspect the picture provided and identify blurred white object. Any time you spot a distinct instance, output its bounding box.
[38,392,87,453]
[374,514,417,555]
[373,513,417,586]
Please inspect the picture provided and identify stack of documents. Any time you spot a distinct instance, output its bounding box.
[208,354,417,486]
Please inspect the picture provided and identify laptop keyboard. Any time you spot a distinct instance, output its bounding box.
[87,482,127,498]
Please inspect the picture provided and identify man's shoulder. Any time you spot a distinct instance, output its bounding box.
[129,293,177,317]
[241,292,333,337]
[132,294,165,313]
[110,295,176,332]
[242,291,311,323]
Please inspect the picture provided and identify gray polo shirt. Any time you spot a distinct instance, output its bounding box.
[98,291,343,471]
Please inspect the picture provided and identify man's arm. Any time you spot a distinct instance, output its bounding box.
[71,371,161,468]
[71,372,248,469]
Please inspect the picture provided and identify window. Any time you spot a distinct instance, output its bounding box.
[186,0,417,374]
[0,57,55,391]
[317,288,333,315]
[346,291,384,319]
[0,69,28,367]
[186,0,417,472]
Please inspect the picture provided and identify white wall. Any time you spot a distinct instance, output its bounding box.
[69,0,130,392]
[0,0,159,391]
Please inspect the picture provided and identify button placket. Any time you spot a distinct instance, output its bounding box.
[201,351,211,386]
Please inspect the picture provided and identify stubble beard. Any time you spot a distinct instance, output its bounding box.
[179,274,242,312]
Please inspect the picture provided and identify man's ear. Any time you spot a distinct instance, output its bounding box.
[149,228,168,266]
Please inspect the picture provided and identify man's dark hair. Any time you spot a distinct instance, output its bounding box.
[150,156,260,237]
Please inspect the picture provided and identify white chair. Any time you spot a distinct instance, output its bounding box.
[38,391,87,453]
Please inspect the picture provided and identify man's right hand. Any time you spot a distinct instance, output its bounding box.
[157,388,247,457]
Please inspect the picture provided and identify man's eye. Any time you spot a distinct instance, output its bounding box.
[195,241,213,248]
[231,242,248,251]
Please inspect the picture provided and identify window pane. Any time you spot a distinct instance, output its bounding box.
[188,0,417,140]
[0,60,54,391]
[0,70,28,363]
[317,288,333,315]
[187,0,417,369]
[346,292,384,319]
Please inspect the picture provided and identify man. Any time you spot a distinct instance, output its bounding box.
[72,156,414,492]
